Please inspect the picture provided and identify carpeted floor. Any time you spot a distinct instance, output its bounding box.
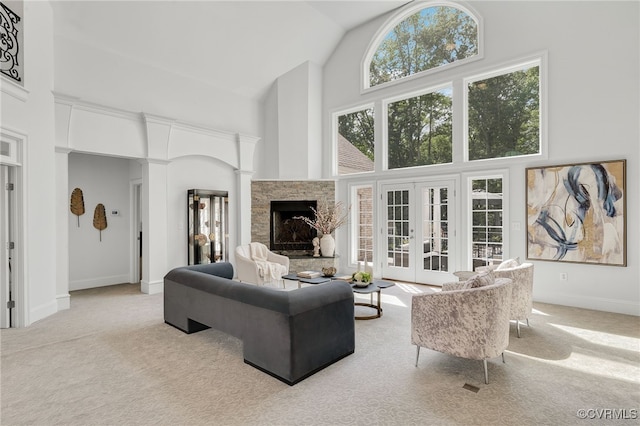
[1,280,639,425]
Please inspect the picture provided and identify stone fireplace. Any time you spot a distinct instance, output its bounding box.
[270,200,317,252]
[251,180,338,272]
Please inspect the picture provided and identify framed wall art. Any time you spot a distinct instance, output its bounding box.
[526,159,626,266]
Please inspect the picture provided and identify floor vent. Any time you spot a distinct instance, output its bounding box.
[463,383,480,393]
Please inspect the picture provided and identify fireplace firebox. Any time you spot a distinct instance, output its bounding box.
[270,200,317,252]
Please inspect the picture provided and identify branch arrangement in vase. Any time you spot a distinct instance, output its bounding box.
[294,199,350,235]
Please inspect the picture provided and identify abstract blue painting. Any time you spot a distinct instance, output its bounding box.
[526,159,626,266]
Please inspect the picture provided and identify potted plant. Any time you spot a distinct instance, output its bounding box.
[295,199,349,257]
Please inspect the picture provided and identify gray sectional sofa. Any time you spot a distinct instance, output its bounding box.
[164,262,355,385]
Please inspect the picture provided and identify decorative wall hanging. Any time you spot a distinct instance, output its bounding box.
[93,203,107,241]
[526,159,626,266]
[69,188,85,227]
[0,2,23,84]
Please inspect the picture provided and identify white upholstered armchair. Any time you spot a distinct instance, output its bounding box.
[476,262,534,337]
[411,278,513,384]
[235,242,289,288]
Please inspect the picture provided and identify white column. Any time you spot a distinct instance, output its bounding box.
[140,114,172,294]
[236,133,260,245]
[140,159,169,294]
[55,147,71,310]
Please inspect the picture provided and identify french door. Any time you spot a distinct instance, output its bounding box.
[1,165,13,327]
[382,180,456,285]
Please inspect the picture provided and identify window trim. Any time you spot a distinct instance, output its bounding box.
[463,51,548,164]
[361,1,484,94]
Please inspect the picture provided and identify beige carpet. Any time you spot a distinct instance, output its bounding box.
[1,280,639,425]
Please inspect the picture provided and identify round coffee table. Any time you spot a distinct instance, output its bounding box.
[350,280,395,320]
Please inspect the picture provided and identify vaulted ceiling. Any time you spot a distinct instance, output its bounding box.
[51,1,410,101]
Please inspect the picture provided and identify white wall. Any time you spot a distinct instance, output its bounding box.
[67,153,138,290]
[54,97,258,299]
[0,1,57,325]
[54,37,263,138]
[166,156,237,271]
[275,61,324,180]
[259,82,279,179]
[321,1,639,315]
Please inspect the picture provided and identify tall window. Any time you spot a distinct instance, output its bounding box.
[337,107,374,175]
[387,86,452,169]
[471,177,503,269]
[467,62,540,161]
[353,185,374,265]
[367,4,479,89]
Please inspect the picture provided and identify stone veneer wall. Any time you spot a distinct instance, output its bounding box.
[251,180,338,272]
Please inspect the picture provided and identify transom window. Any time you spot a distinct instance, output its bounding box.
[366,3,479,89]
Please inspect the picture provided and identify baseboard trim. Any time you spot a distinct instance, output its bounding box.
[69,274,131,291]
[29,299,58,325]
[141,280,163,294]
[56,293,70,311]
[535,293,640,317]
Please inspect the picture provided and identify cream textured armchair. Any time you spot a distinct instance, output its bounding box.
[235,243,290,288]
[476,262,534,337]
[411,278,513,384]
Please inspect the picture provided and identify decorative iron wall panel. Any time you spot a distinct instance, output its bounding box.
[0,2,23,84]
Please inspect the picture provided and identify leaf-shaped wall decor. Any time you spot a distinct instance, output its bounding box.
[70,188,85,227]
[93,203,107,241]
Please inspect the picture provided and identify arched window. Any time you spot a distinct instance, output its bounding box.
[364,2,480,90]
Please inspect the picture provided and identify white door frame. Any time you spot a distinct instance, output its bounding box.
[379,176,459,285]
[129,179,142,284]
[1,165,12,327]
[0,130,26,327]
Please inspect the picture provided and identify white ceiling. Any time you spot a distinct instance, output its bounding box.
[51,1,410,100]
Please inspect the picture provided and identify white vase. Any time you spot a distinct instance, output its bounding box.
[365,260,373,276]
[320,234,335,257]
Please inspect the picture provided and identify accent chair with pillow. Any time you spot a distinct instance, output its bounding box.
[476,260,534,338]
[412,276,513,384]
[235,242,289,288]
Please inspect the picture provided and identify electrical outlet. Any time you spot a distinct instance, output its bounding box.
[560,272,568,281]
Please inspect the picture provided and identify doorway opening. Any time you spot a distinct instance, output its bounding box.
[130,180,142,284]
[1,164,15,327]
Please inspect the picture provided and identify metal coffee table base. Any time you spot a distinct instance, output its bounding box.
[354,289,382,320]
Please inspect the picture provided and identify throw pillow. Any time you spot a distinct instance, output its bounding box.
[496,257,520,270]
[464,275,482,288]
[465,271,495,288]
[476,270,495,287]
